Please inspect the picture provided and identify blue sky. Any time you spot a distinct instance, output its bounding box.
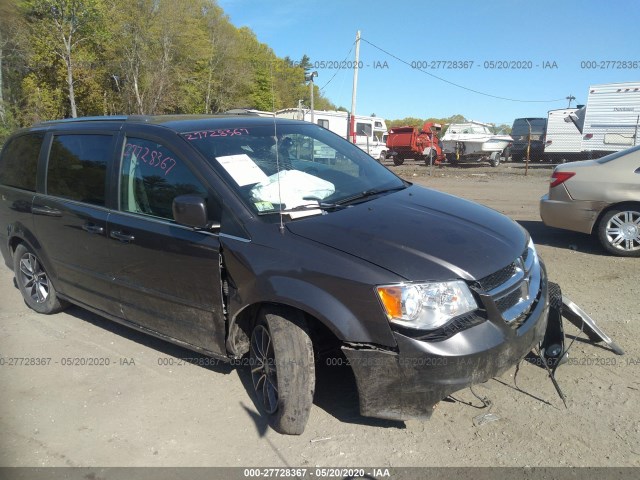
[219,0,640,125]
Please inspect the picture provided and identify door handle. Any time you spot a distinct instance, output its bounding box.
[110,231,135,243]
[82,224,105,235]
[32,206,62,217]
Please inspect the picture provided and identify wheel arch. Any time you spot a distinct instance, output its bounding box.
[8,227,45,266]
[593,201,640,234]
[226,301,344,359]
[8,229,62,288]
[224,276,392,357]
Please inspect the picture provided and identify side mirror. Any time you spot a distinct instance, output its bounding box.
[172,195,220,230]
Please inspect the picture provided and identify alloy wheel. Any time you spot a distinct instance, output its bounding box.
[19,253,50,303]
[604,210,640,253]
[250,324,279,414]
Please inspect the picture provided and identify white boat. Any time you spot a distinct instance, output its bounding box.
[441,121,512,155]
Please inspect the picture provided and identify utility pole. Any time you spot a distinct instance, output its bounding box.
[566,95,576,108]
[525,119,532,176]
[350,30,361,143]
[305,71,318,123]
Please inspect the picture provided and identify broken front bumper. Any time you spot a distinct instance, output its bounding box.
[342,278,549,421]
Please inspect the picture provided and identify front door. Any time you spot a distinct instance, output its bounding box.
[107,133,226,355]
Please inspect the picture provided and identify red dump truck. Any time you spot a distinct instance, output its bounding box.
[385,122,445,166]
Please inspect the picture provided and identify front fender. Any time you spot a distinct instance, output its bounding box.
[220,233,402,355]
[235,275,391,343]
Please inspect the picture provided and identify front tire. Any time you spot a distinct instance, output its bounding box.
[392,156,404,166]
[597,207,640,257]
[13,244,67,314]
[249,307,315,435]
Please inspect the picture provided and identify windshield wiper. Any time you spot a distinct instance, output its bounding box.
[257,198,348,216]
[283,198,348,212]
[336,185,407,205]
[288,196,349,211]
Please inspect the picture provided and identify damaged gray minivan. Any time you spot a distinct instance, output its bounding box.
[0,115,549,434]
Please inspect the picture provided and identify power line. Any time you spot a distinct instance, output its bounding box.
[360,37,566,104]
[319,41,355,92]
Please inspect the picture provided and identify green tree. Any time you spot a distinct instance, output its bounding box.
[386,114,469,133]
[0,0,37,141]
[298,54,312,75]
[2,0,339,126]
[21,0,106,118]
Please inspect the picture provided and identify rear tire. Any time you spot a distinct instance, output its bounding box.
[423,155,436,166]
[13,244,67,314]
[249,307,315,435]
[392,156,404,166]
[597,207,640,257]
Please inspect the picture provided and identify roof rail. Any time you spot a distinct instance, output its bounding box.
[37,115,130,126]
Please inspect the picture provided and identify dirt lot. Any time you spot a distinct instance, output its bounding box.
[1,160,639,469]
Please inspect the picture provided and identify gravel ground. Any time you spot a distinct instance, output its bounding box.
[1,159,639,469]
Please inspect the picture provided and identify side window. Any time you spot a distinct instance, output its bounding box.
[0,133,44,191]
[47,134,112,206]
[356,122,372,137]
[317,119,329,129]
[120,137,208,221]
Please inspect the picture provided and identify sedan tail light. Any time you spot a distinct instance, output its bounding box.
[550,171,575,188]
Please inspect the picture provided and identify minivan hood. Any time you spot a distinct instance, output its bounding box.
[286,185,527,282]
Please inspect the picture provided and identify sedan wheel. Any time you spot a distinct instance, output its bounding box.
[598,208,640,257]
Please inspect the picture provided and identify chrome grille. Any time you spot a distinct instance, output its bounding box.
[480,244,540,327]
[495,288,522,312]
[478,263,517,292]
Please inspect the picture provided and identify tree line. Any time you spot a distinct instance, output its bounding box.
[387,115,512,135]
[0,0,336,144]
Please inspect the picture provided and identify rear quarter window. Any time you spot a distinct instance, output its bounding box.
[0,133,45,191]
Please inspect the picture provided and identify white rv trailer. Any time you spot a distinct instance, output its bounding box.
[543,107,583,162]
[579,82,640,155]
[225,108,274,117]
[276,108,388,160]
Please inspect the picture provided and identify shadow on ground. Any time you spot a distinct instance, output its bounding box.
[517,220,605,255]
[62,305,405,434]
[235,354,406,436]
[63,305,235,375]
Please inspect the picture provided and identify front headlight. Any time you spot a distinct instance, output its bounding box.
[376,280,478,330]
